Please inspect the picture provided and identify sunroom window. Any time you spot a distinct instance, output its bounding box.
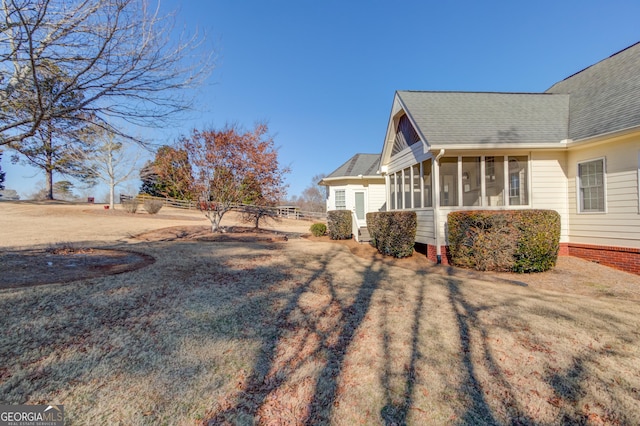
[462,157,481,206]
[422,160,433,207]
[508,156,528,206]
[485,156,505,206]
[439,157,459,207]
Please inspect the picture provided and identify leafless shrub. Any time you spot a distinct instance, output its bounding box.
[122,198,139,214]
[144,199,163,215]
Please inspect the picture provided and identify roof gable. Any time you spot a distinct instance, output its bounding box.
[546,42,640,140]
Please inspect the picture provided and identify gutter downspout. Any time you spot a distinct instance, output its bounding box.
[433,149,445,264]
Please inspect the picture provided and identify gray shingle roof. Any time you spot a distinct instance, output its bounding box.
[325,153,381,179]
[397,91,570,146]
[545,42,640,140]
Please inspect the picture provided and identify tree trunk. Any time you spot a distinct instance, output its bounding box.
[206,210,223,233]
[45,130,54,200]
[109,181,115,210]
[46,168,54,200]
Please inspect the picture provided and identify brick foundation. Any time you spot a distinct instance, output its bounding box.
[426,242,640,275]
[426,245,451,265]
[565,243,640,275]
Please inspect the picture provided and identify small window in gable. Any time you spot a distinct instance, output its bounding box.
[391,114,421,156]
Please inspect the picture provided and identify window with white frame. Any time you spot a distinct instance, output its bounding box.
[335,189,346,210]
[578,158,606,213]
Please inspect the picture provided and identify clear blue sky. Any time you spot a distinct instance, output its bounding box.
[2,0,639,200]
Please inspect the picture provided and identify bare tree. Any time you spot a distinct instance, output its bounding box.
[300,173,327,212]
[0,0,213,146]
[86,130,141,209]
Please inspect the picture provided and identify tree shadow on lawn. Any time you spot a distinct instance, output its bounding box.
[440,267,640,426]
[205,246,388,424]
[2,236,639,425]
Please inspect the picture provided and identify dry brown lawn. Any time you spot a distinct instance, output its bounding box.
[1,201,639,425]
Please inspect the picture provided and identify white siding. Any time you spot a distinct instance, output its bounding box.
[386,143,430,175]
[415,210,435,244]
[367,183,387,212]
[325,179,386,214]
[567,136,640,248]
[530,151,570,243]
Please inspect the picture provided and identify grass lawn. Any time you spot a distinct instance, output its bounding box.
[1,204,639,425]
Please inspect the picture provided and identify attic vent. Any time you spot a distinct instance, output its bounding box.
[392,114,421,155]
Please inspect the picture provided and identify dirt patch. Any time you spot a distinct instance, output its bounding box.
[0,247,155,288]
[81,207,204,221]
[133,225,294,243]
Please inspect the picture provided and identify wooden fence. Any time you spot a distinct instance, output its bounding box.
[119,194,326,221]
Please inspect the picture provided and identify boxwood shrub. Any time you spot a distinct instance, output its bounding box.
[327,210,352,240]
[367,211,417,258]
[310,222,327,237]
[447,210,560,273]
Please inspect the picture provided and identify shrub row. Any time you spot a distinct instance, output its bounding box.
[367,211,417,258]
[327,210,352,240]
[447,210,561,273]
[121,198,164,214]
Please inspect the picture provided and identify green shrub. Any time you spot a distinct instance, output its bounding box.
[367,211,417,258]
[122,198,139,214]
[513,210,561,273]
[327,210,352,240]
[448,210,560,273]
[310,222,327,237]
[144,199,164,215]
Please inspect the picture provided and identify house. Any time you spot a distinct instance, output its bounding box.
[319,153,386,242]
[375,42,640,274]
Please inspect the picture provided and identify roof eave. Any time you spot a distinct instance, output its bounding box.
[568,125,640,148]
[427,142,571,151]
[319,175,384,185]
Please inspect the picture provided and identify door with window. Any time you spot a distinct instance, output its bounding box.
[354,191,366,227]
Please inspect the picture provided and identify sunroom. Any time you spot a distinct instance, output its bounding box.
[379,91,570,262]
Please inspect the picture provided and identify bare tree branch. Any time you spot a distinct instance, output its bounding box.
[0,0,214,146]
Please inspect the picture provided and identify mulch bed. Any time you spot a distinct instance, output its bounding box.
[133,225,293,243]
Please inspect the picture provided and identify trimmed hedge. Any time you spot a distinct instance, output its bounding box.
[367,211,417,258]
[327,210,352,240]
[447,210,561,273]
[310,222,327,237]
